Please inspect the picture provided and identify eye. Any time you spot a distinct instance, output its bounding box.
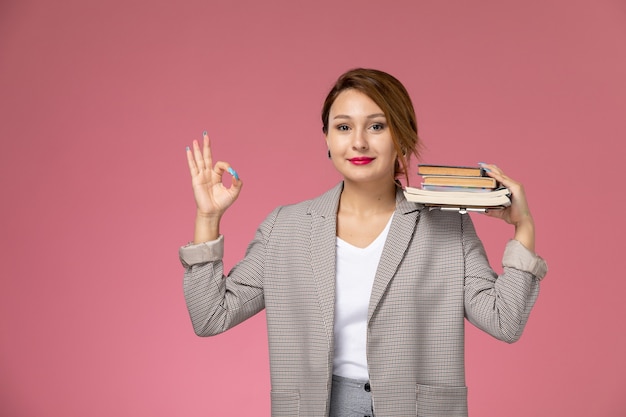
[370,122,386,131]
[336,124,350,131]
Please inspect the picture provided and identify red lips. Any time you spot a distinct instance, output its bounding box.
[348,157,375,165]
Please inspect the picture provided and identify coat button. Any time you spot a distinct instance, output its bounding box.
[364,382,371,392]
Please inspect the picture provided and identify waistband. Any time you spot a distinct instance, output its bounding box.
[332,374,370,391]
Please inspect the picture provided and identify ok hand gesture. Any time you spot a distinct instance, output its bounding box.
[186,132,242,242]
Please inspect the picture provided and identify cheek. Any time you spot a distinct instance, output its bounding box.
[380,136,398,156]
[326,133,348,150]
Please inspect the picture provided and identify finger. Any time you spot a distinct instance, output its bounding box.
[479,162,502,176]
[213,161,243,186]
[202,132,213,170]
[229,176,243,200]
[479,162,512,186]
[186,145,199,175]
[225,166,244,197]
[213,161,234,179]
[192,139,206,171]
[483,208,504,219]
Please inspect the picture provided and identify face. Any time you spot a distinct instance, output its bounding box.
[325,89,397,186]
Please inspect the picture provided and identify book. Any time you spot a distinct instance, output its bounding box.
[420,185,494,193]
[403,186,511,209]
[417,164,485,177]
[421,175,497,189]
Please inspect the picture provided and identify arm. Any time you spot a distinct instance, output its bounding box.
[462,214,547,343]
[180,222,269,336]
[464,163,547,342]
[181,131,260,336]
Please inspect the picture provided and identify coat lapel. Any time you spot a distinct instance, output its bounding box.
[368,189,423,322]
[308,183,343,344]
[308,183,424,336]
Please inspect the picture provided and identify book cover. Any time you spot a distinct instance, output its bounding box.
[417,164,485,177]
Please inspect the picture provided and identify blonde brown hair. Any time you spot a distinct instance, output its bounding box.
[322,68,421,185]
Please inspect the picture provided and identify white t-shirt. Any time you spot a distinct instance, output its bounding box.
[332,214,394,380]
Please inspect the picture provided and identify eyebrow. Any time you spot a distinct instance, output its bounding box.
[332,113,386,120]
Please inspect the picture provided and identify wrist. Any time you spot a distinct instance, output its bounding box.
[513,217,535,253]
[513,214,534,229]
[194,211,221,243]
[195,209,222,222]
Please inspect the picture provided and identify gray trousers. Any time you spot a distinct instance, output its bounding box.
[329,375,374,417]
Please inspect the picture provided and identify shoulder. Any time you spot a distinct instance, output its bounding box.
[274,182,342,219]
[414,206,472,235]
[259,182,342,226]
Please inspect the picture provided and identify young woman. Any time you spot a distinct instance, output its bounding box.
[180,68,547,417]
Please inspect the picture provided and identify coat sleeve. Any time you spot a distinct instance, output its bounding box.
[178,208,280,336]
[462,214,547,343]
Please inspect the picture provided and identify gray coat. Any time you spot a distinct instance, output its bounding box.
[179,182,547,417]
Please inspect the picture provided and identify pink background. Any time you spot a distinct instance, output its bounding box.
[1,0,625,416]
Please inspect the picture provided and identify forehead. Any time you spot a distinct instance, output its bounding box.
[329,89,383,116]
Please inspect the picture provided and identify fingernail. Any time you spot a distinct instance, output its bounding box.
[202,130,207,137]
[227,167,239,180]
[186,146,190,151]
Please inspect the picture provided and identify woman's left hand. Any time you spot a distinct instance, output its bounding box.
[480,163,536,252]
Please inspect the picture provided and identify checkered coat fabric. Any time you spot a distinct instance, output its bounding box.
[180,182,547,417]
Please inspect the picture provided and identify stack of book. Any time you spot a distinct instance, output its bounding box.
[403,164,511,212]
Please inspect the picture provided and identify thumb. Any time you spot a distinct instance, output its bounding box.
[226,167,243,194]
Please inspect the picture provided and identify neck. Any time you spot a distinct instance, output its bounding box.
[339,180,397,216]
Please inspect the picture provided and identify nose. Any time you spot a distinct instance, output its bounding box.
[352,128,369,151]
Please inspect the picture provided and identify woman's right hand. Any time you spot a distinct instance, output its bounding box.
[186,132,242,242]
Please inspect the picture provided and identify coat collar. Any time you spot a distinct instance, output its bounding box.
[307,182,424,217]
[308,182,424,341]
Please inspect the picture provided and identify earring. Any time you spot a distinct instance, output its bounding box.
[328,150,331,159]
